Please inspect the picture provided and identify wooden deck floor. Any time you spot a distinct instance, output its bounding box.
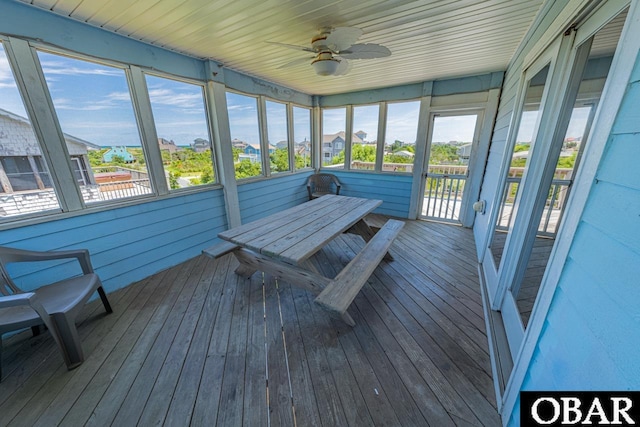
[0,220,499,426]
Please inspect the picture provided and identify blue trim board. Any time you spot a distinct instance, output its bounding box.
[319,72,505,107]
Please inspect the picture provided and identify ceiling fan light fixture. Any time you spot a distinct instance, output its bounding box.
[311,54,340,76]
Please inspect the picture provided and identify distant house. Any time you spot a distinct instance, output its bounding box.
[158,138,180,154]
[394,150,415,158]
[191,138,210,152]
[322,131,364,162]
[244,143,275,156]
[275,140,288,150]
[103,146,135,163]
[457,143,473,160]
[244,143,260,156]
[354,130,367,141]
[231,139,247,151]
[0,108,99,193]
[295,139,311,157]
[237,143,275,163]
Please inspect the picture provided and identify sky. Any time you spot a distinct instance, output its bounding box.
[1,42,590,150]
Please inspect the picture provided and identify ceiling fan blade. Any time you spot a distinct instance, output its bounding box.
[325,27,363,52]
[267,41,315,53]
[339,43,391,59]
[277,56,314,69]
[333,58,351,76]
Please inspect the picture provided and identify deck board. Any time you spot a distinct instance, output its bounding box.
[0,219,500,426]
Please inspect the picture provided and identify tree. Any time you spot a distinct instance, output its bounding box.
[169,172,181,189]
[428,144,459,164]
[111,155,126,165]
[199,166,215,184]
[88,149,108,167]
[390,140,404,152]
[270,148,290,172]
[351,144,376,162]
[235,159,261,179]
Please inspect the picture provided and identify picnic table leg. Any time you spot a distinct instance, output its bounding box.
[231,250,258,278]
[347,219,394,261]
[231,248,329,294]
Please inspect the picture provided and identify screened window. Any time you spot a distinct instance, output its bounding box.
[266,100,289,174]
[384,101,420,172]
[145,74,215,189]
[322,108,346,169]
[292,106,311,169]
[0,42,60,216]
[226,92,262,179]
[351,105,379,170]
[38,50,153,204]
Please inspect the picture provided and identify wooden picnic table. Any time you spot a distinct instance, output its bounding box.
[208,194,404,326]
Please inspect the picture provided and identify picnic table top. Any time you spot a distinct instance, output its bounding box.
[218,195,382,265]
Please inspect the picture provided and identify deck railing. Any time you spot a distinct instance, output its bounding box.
[422,166,468,222]
[90,179,152,201]
[495,168,573,237]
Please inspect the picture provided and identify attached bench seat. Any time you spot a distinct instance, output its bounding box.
[314,219,404,326]
[202,240,240,259]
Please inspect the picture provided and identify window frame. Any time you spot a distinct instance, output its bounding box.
[142,70,219,191]
[320,99,422,174]
[34,45,159,205]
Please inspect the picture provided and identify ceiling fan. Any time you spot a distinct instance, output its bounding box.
[270,27,391,76]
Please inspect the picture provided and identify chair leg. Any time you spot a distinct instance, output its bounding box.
[50,312,84,370]
[97,287,113,314]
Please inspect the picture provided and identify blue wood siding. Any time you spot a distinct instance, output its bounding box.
[330,171,413,218]
[237,172,313,224]
[0,189,227,294]
[237,171,410,224]
[509,51,640,425]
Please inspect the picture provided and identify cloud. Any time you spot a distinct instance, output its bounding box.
[39,60,121,77]
[148,88,203,109]
[0,56,14,83]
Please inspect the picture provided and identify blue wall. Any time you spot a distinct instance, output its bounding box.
[236,170,412,224]
[330,171,413,218]
[237,171,313,224]
[1,189,227,294]
[509,47,640,425]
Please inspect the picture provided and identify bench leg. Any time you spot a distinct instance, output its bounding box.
[341,312,356,327]
[348,220,394,261]
[51,312,84,370]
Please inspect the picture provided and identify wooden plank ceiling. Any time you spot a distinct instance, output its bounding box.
[19,0,545,95]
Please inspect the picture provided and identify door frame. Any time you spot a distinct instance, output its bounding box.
[417,108,485,225]
[481,37,563,307]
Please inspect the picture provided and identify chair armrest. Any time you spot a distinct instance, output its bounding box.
[0,292,36,309]
[330,176,341,194]
[0,247,95,275]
